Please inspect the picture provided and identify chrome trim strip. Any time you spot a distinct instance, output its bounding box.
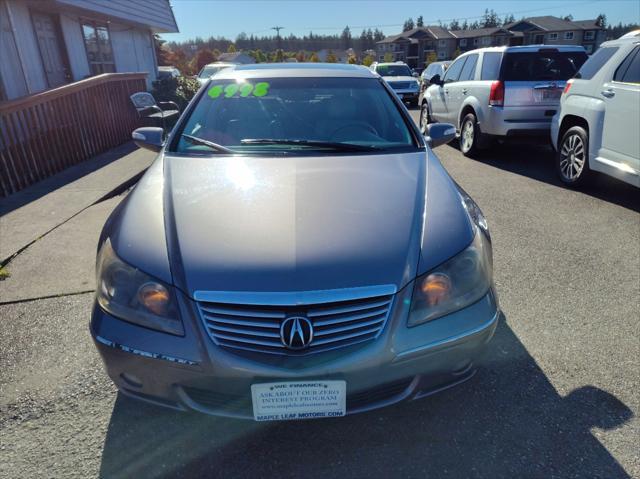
[193,284,397,306]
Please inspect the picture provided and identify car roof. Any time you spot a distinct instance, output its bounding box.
[213,63,379,80]
[203,62,236,68]
[600,30,640,47]
[456,45,587,56]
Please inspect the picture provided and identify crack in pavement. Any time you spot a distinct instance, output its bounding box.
[0,289,96,306]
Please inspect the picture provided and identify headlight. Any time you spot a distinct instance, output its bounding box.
[96,239,184,335]
[408,228,492,327]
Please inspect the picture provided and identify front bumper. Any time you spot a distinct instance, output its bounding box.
[91,286,499,419]
[393,89,420,102]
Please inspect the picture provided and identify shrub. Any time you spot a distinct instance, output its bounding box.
[151,76,201,110]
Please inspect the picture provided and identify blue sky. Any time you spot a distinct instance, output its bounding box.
[162,0,640,42]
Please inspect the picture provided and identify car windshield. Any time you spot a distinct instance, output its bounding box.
[501,51,588,81]
[173,77,417,154]
[198,65,230,79]
[376,64,412,77]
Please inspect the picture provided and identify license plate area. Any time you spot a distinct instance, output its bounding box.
[535,88,562,101]
[251,380,346,421]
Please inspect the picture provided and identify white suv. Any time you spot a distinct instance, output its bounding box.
[551,31,640,187]
[421,46,587,157]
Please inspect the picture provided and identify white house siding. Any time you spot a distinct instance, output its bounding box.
[2,0,48,95]
[56,0,178,33]
[58,14,91,81]
[0,1,28,98]
[110,24,158,88]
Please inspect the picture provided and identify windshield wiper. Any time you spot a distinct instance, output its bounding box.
[181,134,235,153]
[240,139,378,152]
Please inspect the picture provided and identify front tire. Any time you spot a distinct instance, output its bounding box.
[419,101,431,132]
[557,126,590,186]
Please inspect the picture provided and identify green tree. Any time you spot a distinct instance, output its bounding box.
[362,54,375,67]
[402,18,414,31]
[227,43,237,53]
[383,52,393,62]
[425,51,437,66]
[153,34,171,66]
[326,50,338,63]
[341,26,352,49]
[502,14,516,26]
[596,13,607,28]
[452,48,461,59]
[449,19,461,31]
[416,15,424,27]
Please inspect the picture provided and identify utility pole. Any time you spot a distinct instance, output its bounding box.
[272,26,284,50]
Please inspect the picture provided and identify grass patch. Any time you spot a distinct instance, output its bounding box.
[0,266,10,280]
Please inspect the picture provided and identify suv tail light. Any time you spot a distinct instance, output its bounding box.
[563,79,574,95]
[489,81,504,106]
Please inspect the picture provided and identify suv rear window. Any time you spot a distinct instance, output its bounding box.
[501,51,588,81]
[576,47,619,80]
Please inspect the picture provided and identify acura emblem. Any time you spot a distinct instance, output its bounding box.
[280,316,313,350]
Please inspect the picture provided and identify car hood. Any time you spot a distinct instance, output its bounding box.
[163,152,427,297]
[383,76,418,84]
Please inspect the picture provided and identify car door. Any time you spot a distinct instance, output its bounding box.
[435,56,467,123]
[450,54,479,127]
[599,45,640,177]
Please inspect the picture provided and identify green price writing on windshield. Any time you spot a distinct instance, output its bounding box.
[208,82,270,99]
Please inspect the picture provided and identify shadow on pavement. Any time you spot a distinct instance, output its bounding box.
[99,315,633,478]
[0,142,138,217]
[466,141,640,213]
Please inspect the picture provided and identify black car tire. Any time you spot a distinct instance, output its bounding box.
[556,126,591,187]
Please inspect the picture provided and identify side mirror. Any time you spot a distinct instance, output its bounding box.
[412,72,419,77]
[132,127,164,153]
[424,123,456,148]
[430,74,442,86]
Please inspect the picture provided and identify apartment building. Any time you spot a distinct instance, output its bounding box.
[377,15,605,68]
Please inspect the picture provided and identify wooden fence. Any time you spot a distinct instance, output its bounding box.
[0,73,147,197]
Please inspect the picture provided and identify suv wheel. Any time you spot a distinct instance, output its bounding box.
[460,113,483,157]
[557,126,590,186]
[419,102,431,132]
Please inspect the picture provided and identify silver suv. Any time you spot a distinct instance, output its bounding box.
[420,45,588,157]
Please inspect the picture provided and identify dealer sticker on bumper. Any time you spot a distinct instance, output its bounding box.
[251,380,346,421]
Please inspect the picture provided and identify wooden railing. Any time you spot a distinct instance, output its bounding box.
[0,73,147,197]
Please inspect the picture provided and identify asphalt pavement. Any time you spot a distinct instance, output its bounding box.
[0,111,638,478]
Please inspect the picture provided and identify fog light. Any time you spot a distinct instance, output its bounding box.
[120,373,142,388]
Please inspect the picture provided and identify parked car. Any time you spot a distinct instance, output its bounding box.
[371,61,421,106]
[196,62,237,85]
[420,61,451,88]
[550,31,640,187]
[93,63,499,421]
[420,45,588,157]
[157,66,181,81]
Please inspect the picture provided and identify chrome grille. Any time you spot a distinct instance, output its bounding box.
[197,291,394,355]
[388,81,411,89]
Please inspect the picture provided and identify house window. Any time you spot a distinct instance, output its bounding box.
[534,34,544,44]
[473,38,479,45]
[564,32,574,40]
[460,39,467,47]
[584,31,595,40]
[482,37,491,45]
[548,33,558,40]
[439,40,447,47]
[81,21,115,75]
[438,51,446,59]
